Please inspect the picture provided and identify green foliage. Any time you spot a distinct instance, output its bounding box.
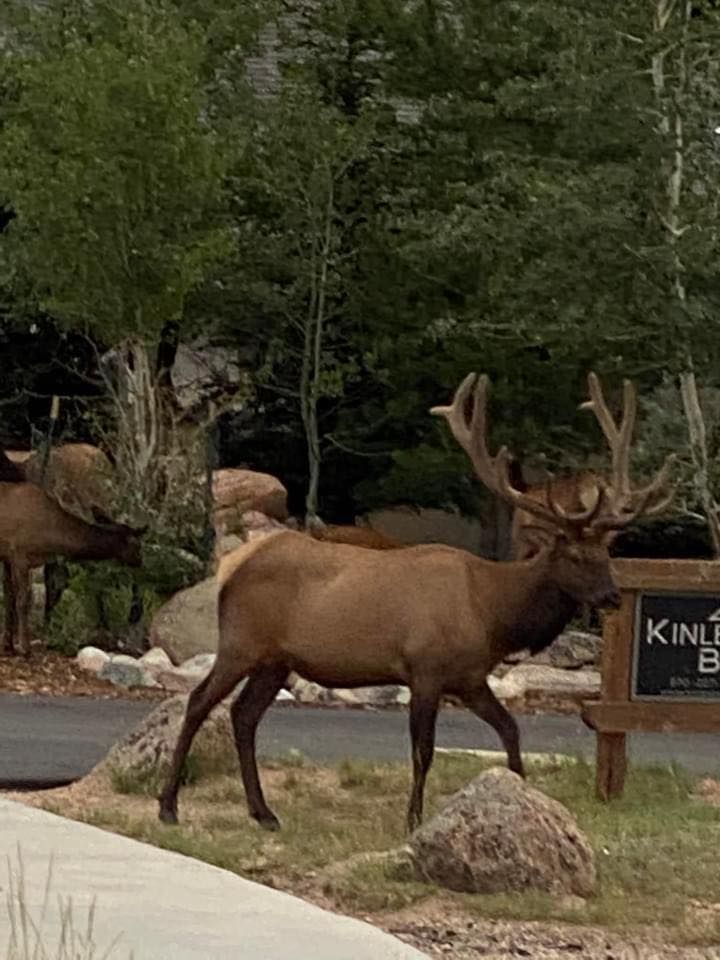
[2,0,720,526]
[0,0,235,343]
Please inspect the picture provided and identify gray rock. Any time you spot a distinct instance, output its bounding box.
[149,577,219,664]
[76,646,110,674]
[97,695,232,779]
[155,667,205,694]
[509,664,600,699]
[410,767,595,897]
[490,663,600,704]
[291,678,325,703]
[547,630,601,670]
[179,653,217,674]
[99,659,156,690]
[139,648,174,672]
[352,686,408,707]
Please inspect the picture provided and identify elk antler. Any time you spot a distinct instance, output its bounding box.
[430,374,607,529]
[580,372,676,530]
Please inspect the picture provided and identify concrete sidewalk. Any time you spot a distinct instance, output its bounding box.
[0,799,426,959]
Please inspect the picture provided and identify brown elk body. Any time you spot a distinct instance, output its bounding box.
[159,372,674,834]
[0,482,143,656]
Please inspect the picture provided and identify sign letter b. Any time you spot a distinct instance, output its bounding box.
[698,648,720,674]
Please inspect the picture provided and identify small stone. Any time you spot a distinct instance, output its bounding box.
[488,673,527,701]
[291,678,324,703]
[139,648,173,672]
[275,689,295,702]
[156,668,201,694]
[99,660,156,689]
[110,654,141,667]
[76,646,110,674]
[547,630,601,670]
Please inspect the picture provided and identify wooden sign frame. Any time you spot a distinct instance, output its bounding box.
[581,558,720,800]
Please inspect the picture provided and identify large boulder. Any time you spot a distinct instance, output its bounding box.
[95,695,233,780]
[213,469,288,534]
[149,577,219,664]
[409,767,595,897]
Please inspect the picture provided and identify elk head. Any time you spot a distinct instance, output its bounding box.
[92,509,147,567]
[431,372,676,610]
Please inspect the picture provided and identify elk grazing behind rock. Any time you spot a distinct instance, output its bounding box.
[0,482,144,656]
[159,372,674,834]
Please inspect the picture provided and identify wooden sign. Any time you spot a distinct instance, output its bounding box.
[582,559,720,800]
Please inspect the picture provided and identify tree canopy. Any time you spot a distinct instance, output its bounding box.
[1,0,719,523]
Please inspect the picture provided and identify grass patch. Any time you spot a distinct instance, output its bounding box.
[34,753,720,944]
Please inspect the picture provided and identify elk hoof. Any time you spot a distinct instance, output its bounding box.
[254,812,281,832]
[158,803,179,825]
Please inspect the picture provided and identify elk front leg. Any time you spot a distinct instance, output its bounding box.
[2,562,16,655]
[44,560,69,625]
[158,666,243,824]
[407,682,440,833]
[230,665,288,831]
[462,682,524,777]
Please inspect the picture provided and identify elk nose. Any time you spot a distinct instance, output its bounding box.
[602,588,621,610]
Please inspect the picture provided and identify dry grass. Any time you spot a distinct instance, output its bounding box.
[10,751,720,947]
[3,850,132,960]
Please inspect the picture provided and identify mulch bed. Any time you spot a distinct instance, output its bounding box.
[0,650,165,700]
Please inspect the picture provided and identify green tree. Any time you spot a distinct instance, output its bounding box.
[0,0,233,346]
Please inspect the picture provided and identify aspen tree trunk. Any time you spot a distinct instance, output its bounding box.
[651,0,720,555]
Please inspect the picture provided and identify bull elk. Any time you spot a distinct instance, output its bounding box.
[159,372,674,834]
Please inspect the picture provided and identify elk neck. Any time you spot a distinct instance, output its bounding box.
[476,551,578,658]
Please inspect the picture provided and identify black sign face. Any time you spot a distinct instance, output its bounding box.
[632,592,720,701]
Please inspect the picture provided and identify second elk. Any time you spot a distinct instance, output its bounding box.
[159,372,674,834]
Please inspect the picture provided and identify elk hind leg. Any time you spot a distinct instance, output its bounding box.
[158,665,244,824]
[12,561,33,658]
[407,682,440,834]
[463,682,524,777]
[2,562,15,655]
[230,664,288,831]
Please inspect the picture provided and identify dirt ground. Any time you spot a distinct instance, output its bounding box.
[0,650,165,700]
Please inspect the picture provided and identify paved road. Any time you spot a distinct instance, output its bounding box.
[1,693,719,788]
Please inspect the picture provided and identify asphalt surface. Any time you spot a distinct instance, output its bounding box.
[1,693,720,788]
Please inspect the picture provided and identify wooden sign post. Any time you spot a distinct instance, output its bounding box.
[582,559,720,800]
